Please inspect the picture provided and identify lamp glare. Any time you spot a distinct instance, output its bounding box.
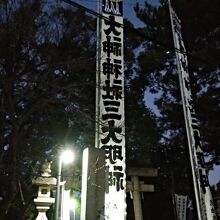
[61,150,74,164]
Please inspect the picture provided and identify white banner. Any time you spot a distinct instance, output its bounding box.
[96,0,126,219]
[168,1,217,220]
[175,194,187,220]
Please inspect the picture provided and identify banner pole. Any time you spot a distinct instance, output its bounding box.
[168,0,217,220]
[95,0,102,148]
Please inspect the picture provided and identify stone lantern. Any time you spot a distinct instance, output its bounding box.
[33,161,57,220]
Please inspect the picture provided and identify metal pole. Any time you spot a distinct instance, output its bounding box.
[95,0,102,148]
[55,158,62,220]
[60,183,65,220]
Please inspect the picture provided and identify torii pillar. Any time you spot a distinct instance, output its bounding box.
[127,167,158,220]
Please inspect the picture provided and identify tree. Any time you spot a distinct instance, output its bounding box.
[0,1,97,218]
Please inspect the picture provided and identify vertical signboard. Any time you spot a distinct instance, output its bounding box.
[168,1,217,220]
[96,0,126,219]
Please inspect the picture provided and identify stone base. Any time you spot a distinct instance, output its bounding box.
[34,197,55,220]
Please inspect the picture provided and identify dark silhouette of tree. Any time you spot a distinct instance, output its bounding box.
[0,1,97,218]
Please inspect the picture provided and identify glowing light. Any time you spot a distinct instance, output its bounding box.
[61,150,74,164]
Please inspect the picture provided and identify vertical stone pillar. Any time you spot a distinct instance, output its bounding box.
[33,161,57,220]
[80,147,105,220]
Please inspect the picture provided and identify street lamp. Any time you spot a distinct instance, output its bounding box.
[55,150,74,220]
